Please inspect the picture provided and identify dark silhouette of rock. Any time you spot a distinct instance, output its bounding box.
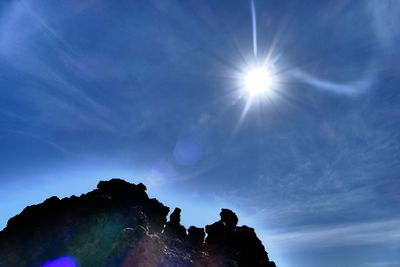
[0,178,276,267]
[188,226,205,244]
[205,219,226,244]
[220,208,238,229]
[163,208,188,240]
[205,209,275,267]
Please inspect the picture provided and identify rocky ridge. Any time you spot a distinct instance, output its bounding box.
[0,178,276,267]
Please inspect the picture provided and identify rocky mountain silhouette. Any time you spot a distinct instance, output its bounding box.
[0,179,277,267]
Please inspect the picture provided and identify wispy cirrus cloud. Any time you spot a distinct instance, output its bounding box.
[262,218,400,251]
[289,68,376,96]
[368,262,400,267]
[0,1,118,134]
[369,0,400,51]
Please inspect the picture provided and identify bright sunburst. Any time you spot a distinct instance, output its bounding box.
[232,0,283,134]
[244,66,274,97]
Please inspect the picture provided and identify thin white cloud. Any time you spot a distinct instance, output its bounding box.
[0,1,117,133]
[369,0,400,51]
[289,68,375,96]
[262,218,400,251]
[368,262,400,267]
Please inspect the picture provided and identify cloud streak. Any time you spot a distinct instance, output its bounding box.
[0,1,117,133]
[262,218,400,251]
[368,262,400,267]
[289,68,376,96]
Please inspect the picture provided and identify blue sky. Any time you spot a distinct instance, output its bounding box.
[1,0,399,266]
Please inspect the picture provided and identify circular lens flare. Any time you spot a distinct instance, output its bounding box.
[244,67,273,96]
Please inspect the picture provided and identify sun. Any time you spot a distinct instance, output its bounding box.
[244,66,274,97]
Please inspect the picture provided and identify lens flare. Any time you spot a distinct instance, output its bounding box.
[42,256,76,267]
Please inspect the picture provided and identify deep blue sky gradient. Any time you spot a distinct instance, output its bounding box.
[1,0,399,266]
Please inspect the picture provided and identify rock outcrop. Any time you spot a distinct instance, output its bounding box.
[0,178,276,267]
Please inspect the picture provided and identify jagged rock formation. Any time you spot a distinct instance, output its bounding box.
[0,179,276,267]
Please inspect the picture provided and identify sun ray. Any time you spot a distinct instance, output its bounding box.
[251,0,258,58]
